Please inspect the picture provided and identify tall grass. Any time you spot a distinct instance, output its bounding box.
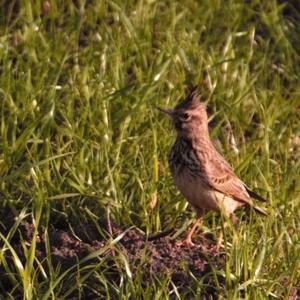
[0,0,299,298]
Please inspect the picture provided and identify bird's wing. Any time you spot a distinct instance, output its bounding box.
[203,150,251,204]
[193,141,267,215]
[205,145,267,202]
[207,152,268,215]
[201,150,267,215]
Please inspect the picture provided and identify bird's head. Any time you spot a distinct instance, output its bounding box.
[158,87,208,137]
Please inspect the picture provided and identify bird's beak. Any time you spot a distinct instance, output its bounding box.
[157,107,174,116]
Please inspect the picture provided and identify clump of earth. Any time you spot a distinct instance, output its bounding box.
[0,212,226,298]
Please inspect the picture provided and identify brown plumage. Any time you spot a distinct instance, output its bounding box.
[159,88,266,247]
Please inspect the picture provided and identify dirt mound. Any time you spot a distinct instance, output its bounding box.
[0,216,225,298]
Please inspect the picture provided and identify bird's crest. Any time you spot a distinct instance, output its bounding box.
[175,86,202,111]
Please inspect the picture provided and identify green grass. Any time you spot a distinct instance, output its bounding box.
[1,0,300,299]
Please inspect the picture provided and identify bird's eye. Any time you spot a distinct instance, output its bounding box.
[182,113,190,120]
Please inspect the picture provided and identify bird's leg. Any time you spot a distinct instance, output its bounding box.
[176,209,204,247]
[231,213,238,226]
[216,223,226,250]
[216,213,237,250]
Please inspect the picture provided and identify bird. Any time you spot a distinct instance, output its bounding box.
[158,87,267,248]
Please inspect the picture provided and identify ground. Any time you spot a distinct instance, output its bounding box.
[1,212,227,299]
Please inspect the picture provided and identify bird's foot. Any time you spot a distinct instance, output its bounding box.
[216,240,225,251]
[176,238,195,248]
[216,234,224,251]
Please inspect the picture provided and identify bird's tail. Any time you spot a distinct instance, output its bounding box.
[246,187,267,202]
[253,204,267,216]
[246,188,267,202]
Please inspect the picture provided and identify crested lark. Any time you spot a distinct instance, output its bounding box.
[159,88,266,247]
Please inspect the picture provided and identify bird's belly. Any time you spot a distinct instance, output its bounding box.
[174,174,242,214]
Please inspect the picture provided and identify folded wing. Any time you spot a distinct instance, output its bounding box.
[201,148,267,215]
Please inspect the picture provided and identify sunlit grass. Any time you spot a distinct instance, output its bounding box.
[0,0,300,298]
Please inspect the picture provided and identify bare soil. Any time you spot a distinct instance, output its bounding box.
[0,213,226,298]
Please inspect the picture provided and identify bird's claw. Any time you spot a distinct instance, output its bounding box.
[176,238,195,248]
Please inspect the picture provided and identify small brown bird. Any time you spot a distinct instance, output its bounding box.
[159,88,266,247]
